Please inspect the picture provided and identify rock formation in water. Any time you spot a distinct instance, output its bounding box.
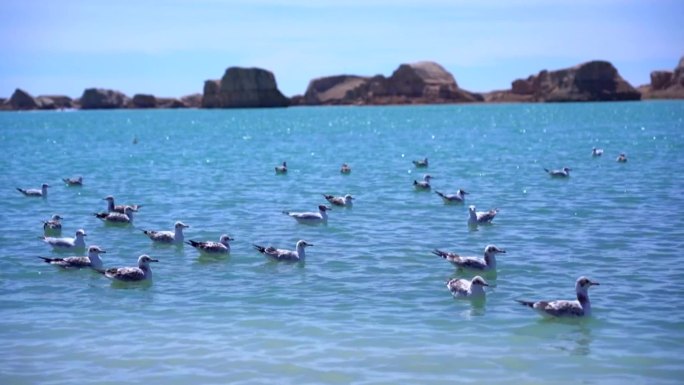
[79,88,130,109]
[0,89,74,110]
[295,61,483,105]
[638,56,684,99]
[485,61,641,102]
[131,94,157,108]
[201,67,289,108]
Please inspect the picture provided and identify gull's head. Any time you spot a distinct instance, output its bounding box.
[458,189,468,195]
[103,195,115,202]
[42,183,50,189]
[219,234,234,243]
[576,276,599,292]
[282,161,287,167]
[563,167,572,172]
[424,174,433,181]
[468,205,476,212]
[123,206,136,215]
[175,221,189,229]
[51,214,63,221]
[318,205,332,212]
[297,240,313,248]
[344,194,354,201]
[485,245,506,255]
[471,276,489,287]
[76,229,87,237]
[138,254,159,266]
[88,245,105,254]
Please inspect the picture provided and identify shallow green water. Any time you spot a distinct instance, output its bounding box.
[1,102,683,384]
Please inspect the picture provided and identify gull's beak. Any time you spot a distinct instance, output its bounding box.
[150,259,159,263]
[499,249,506,253]
[100,250,107,253]
[482,282,490,287]
[591,281,600,286]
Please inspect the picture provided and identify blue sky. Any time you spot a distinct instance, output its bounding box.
[1,0,682,98]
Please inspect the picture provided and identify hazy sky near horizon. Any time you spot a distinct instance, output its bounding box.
[1,0,682,98]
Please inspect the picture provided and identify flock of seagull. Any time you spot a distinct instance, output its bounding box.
[18,146,627,318]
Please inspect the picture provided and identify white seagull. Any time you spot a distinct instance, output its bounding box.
[447,276,489,299]
[617,153,628,163]
[323,194,354,207]
[591,147,604,157]
[412,157,429,168]
[94,206,135,224]
[41,229,87,252]
[283,205,331,224]
[435,189,468,204]
[103,255,158,282]
[253,240,312,262]
[468,205,499,225]
[186,234,234,255]
[38,245,105,272]
[17,183,49,197]
[103,195,142,214]
[544,167,571,178]
[141,221,189,244]
[433,244,506,272]
[62,176,83,186]
[516,276,600,318]
[275,161,288,174]
[413,174,433,190]
[43,214,63,235]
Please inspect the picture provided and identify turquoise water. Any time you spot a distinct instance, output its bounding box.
[1,102,683,384]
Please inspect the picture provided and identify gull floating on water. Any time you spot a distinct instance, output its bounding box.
[253,240,312,262]
[468,205,499,225]
[103,196,142,214]
[94,206,135,224]
[516,276,600,318]
[283,205,330,224]
[41,229,87,251]
[323,194,354,207]
[275,161,287,174]
[141,221,189,244]
[43,214,63,235]
[17,183,49,197]
[435,189,467,204]
[38,245,105,272]
[592,147,604,157]
[447,276,489,299]
[62,176,83,186]
[186,234,234,255]
[433,244,506,272]
[544,167,571,178]
[413,174,433,190]
[412,157,429,168]
[103,255,158,282]
[340,163,351,174]
[617,153,628,163]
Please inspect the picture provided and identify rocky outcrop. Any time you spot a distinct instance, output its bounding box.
[131,94,157,108]
[7,88,39,110]
[38,95,73,109]
[499,61,641,102]
[181,93,202,108]
[157,97,187,108]
[299,62,482,105]
[80,88,129,109]
[202,67,289,108]
[639,56,684,99]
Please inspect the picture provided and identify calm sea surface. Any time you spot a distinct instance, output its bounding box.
[1,102,683,384]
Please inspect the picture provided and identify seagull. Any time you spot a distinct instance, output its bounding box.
[275,161,287,174]
[17,183,49,197]
[141,221,189,244]
[447,276,489,299]
[591,147,604,157]
[62,176,83,186]
[340,163,351,174]
[38,245,105,272]
[103,196,142,214]
[617,153,628,163]
[468,205,499,225]
[41,229,87,251]
[412,157,428,168]
[94,206,135,224]
[186,234,234,255]
[516,276,600,318]
[323,194,354,207]
[283,205,330,224]
[253,240,312,262]
[544,167,571,178]
[43,214,63,235]
[433,244,506,272]
[103,255,158,282]
[435,189,467,204]
[413,174,433,190]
